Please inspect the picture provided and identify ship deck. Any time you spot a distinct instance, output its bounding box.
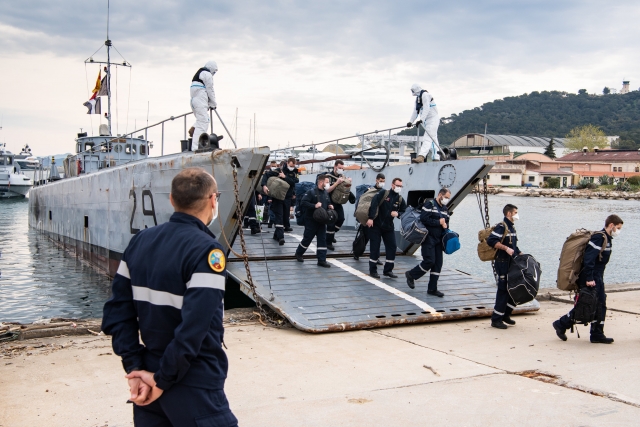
[226,225,539,333]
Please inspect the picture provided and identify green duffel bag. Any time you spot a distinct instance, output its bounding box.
[330,178,352,205]
[266,176,290,201]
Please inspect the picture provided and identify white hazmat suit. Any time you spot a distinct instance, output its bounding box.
[408,84,440,162]
[190,60,218,150]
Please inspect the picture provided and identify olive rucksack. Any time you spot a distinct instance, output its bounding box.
[477,222,508,262]
[354,189,389,226]
[556,230,607,291]
[266,176,290,201]
[329,176,352,205]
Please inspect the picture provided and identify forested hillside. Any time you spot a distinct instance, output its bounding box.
[398,90,640,148]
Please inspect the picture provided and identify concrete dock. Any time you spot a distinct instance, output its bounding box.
[2,286,640,426]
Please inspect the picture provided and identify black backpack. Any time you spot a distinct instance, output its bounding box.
[572,287,599,326]
[352,226,367,258]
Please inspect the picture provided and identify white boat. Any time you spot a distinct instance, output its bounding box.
[0,143,33,199]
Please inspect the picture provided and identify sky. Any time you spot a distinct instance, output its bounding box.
[0,0,638,156]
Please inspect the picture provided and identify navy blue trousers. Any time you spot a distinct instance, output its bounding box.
[295,219,327,262]
[326,203,344,241]
[368,227,396,274]
[492,259,515,322]
[270,199,286,240]
[557,273,607,335]
[133,384,237,427]
[408,237,443,291]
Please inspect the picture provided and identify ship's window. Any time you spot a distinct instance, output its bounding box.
[114,144,123,153]
[406,190,435,208]
[0,156,4,165]
[84,216,89,228]
[7,156,13,165]
[139,144,147,155]
[49,210,52,220]
[125,144,137,155]
[84,142,95,152]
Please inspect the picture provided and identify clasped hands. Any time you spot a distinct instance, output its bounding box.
[126,370,164,406]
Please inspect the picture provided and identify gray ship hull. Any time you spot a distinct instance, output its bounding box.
[28,147,270,276]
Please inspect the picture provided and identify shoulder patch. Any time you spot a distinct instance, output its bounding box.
[208,248,226,273]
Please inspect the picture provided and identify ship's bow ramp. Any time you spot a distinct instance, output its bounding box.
[227,159,539,333]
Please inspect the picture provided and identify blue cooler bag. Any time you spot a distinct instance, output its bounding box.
[442,229,461,254]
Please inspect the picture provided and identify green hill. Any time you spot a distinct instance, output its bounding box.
[398,90,640,148]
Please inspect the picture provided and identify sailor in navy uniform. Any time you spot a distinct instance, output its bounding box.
[261,159,298,245]
[486,204,521,329]
[102,168,238,427]
[553,215,624,343]
[406,188,451,297]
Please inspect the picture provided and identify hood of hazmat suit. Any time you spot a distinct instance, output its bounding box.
[411,84,423,96]
[205,60,218,75]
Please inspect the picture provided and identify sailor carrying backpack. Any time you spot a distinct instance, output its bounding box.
[556,229,608,292]
[294,181,316,225]
[477,222,508,262]
[329,176,353,205]
[507,253,541,305]
[442,229,461,255]
[400,206,429,245]
[354,188,388,226]
[265,176,290,201]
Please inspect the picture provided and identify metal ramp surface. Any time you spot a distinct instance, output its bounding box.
[227,226,539,333]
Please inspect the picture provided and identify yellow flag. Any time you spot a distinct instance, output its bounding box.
[92,70,101,95]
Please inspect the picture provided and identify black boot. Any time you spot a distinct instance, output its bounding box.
[427,289,444,298]
[590,323,614,344]
[503,316,516,326]
[491,320,508,329]
[552,320,567,341]
[405,271,415,289]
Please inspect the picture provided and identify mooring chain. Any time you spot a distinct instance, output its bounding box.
[483,176,490,229]
[230,165,285,327]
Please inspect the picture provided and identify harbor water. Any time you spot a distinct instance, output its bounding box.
[1,193,638,323]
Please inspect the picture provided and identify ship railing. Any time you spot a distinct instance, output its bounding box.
[55,109,239,182]
[272,125,418,172]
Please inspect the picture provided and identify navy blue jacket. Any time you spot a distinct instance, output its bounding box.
[262,167,299,199]
[301,186,331,221]
[487,218,521,262]
[580,229,612,283]
[369,190,406,231]
[102,212,228,391]
[420,199,450,240]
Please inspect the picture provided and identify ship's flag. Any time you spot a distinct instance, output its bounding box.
[83,95,102,114]
[97,69,108,97]
[92,70,102,95]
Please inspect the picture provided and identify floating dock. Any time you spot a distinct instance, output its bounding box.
[227,225,539,333]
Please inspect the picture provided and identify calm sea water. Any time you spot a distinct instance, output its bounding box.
[0,193,638,323]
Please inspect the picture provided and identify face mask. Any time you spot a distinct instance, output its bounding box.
[393,187,402,194]
[208,201,218,227]
[441,197,450,205]
[288,165,295,171]
[512,213,520,221]
[378,182,385,189]
[611,228,621,237]
[324,183,331,190]
[336,168,344,175]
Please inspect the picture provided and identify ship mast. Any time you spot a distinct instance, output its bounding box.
[106,0,112,135]
[84,0,131,137]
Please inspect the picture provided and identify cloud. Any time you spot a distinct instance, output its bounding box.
[0,0,639,155]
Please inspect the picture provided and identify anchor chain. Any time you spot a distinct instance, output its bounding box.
[228,165,286,328]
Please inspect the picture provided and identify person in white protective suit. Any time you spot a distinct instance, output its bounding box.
[407,84,441,163]
[189,60,218,150]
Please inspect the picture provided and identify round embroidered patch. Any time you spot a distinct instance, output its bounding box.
[208,249,226,273]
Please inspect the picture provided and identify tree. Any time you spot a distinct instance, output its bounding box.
[543,138,557,158]
[578,89,587,95]
[565,124,608,152]
[603,87,611,95]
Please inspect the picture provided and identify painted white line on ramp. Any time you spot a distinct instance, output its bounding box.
[286,232,437,314]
